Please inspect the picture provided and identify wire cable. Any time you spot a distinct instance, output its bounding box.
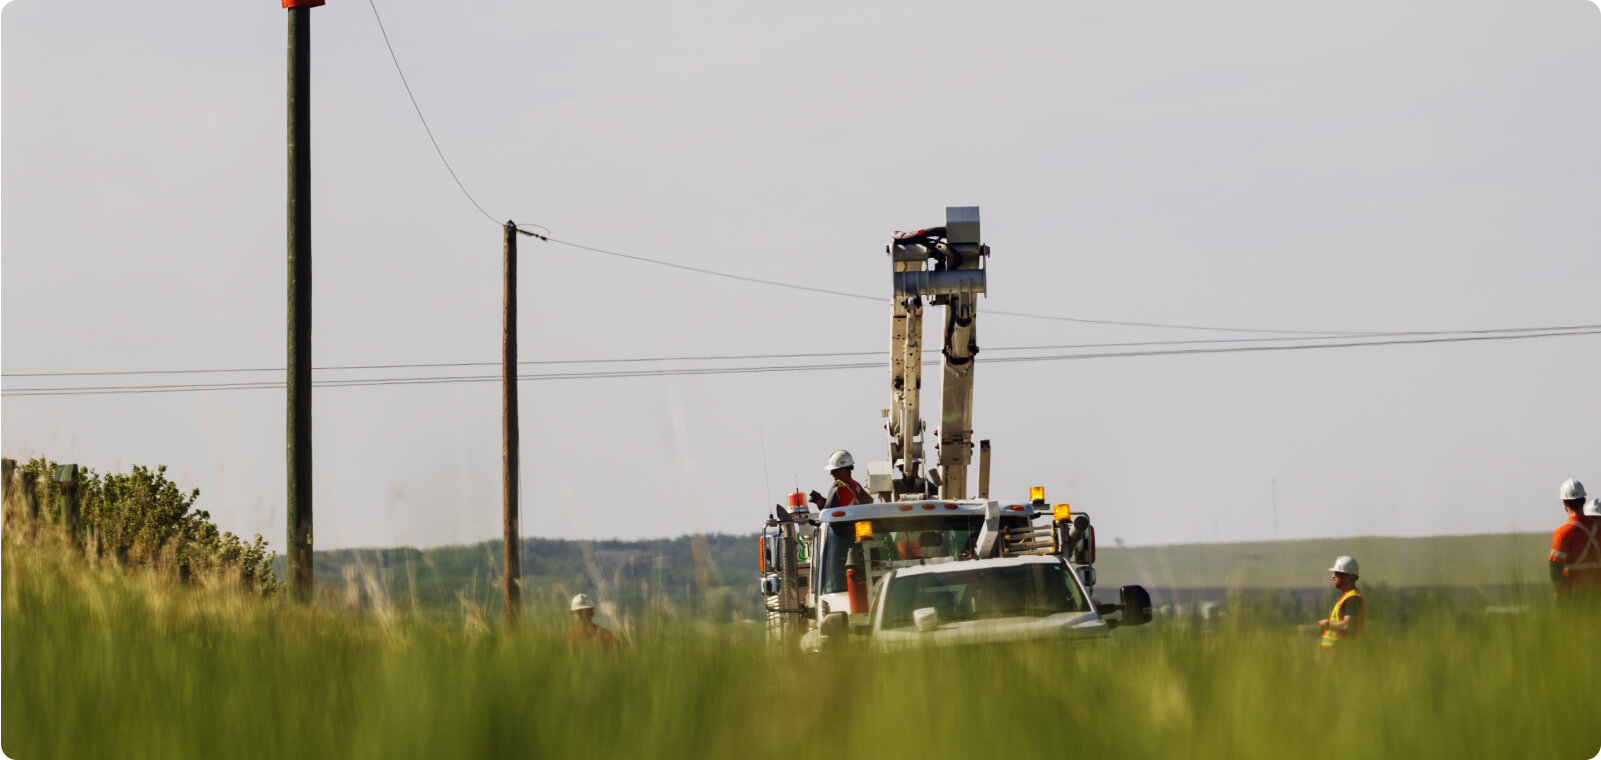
[367,0,501,227]
[6,328,1595,397]
[539,236,1442,336]
[357,0,1556,342]
[8,324,1597,379]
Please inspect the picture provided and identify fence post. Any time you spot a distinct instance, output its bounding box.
[19,471,39,538]
[1,458,14,531]
[55,464,81,551]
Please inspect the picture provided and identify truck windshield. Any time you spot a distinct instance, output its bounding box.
[820,516,981,593]
[880,562,1087,628]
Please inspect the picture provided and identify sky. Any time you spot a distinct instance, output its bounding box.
[2,0,1598,553]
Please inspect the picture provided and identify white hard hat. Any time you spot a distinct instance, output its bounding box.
[1586,498,1601,518]
[1560,478,1587,501]
[570,593,594,611]
[1328,556,1360,578]
[826,450,855,472]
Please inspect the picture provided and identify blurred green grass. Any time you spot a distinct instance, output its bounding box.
[5,534,1598,760]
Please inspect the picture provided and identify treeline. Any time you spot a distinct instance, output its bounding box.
[3,458,279,594]
[291,533,765,623]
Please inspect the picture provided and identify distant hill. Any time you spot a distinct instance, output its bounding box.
[1093,532,1549,591]
[280,531,1551,621]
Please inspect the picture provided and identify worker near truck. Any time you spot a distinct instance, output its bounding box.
[1548,478,1600,602]
[808,450,874,509]
[1316,556,1364,652]
[566,593,618,649]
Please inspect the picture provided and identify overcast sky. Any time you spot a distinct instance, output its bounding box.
[3,0,1597,554]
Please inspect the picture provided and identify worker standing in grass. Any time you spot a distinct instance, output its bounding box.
[1548,479,1600,603]
[1317,556,1364,652]
[808,450,874,509]
[566,593,618,649]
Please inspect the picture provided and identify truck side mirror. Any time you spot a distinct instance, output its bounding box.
[1118,584,1153,627]
[820,611,849,639]
[759,535,777,573]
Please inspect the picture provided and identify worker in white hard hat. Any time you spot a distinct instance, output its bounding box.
[808,450,874,510]
[1548,478,1600,602]
[565,593,618,648]
[1316,556,1364,652]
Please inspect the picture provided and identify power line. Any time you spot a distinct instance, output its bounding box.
[367,0,501,227]
[8,324,1596,379]
[6,328,1595,398]
[357,1,1572,342]
[539,236,1396,336]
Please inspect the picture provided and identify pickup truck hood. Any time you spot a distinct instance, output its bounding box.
[874,610,1108,650]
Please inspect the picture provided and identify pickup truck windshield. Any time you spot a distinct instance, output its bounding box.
[820,516,981,593]
[880,562,1087,628]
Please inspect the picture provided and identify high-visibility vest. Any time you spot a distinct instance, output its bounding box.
[832,477,870,507]
[832,479,857,507]
[1320,589,1364,650]
[1551,517,1601,594]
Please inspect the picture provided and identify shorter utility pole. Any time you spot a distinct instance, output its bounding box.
[502,221,522,623]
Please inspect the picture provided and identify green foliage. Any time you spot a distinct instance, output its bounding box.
[4,540,1599,759]
[297,533,760,623]
[16,458,280,594]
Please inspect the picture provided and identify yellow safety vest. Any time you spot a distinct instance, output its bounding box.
[1320,589,1363,650]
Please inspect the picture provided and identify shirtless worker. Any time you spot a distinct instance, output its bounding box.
[565,593,618,649]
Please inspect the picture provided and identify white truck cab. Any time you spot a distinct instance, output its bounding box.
[867,555,1139,650]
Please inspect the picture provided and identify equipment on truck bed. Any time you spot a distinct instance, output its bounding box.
[757,207,1150,649]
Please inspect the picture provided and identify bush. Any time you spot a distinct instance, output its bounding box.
[13,458,279,594]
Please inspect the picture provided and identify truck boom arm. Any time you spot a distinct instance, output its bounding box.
[888,207,987,500]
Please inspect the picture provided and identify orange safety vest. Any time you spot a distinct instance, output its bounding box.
[1320,589,1364,650]
[1550,516,1601,595]
[831,477,866,507]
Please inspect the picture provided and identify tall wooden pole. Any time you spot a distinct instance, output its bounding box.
[286,0,321,603]
[503,221,522,622]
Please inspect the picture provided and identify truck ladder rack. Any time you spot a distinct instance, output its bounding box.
[1000,524,1058,556]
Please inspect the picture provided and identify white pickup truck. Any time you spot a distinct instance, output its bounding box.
[817,554,1152,650]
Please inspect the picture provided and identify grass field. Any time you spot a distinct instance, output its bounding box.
[5,532,1598,760]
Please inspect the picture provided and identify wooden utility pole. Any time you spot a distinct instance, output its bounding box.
[503,221,522,623]
[285,0,323,603]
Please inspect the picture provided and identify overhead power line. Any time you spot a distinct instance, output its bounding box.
[358,0,1563,342]
[367,0,501,227]
[7,324,1597,379]
[6,328,1595,398]
[538,236,1391,336]
[358,0,1493,340]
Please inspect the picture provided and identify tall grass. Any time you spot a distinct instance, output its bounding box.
[4,533,1598,760]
